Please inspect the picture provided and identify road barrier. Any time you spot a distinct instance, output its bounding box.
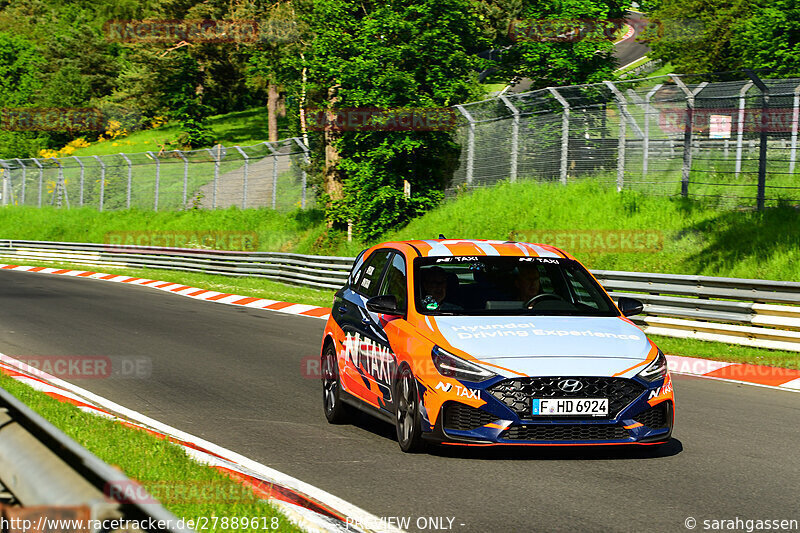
[0,385,193,532]
[2,239,800,352]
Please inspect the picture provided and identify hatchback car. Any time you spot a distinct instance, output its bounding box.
[320,239,674,452]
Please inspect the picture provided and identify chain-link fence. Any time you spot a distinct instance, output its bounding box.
[0,138,312,211]
[451,72,800,208]
[2,72,799,212]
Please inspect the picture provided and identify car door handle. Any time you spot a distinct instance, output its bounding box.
[337,305,348,314]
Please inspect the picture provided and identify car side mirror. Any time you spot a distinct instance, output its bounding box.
[617,297,644,317]
[366,295,404,316]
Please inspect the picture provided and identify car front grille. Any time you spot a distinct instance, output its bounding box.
[443,402,496,431]
[634,402,671,429]
[488,376,645,419]
[502,424,630,441]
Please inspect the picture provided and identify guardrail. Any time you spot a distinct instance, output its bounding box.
[0,385,193,532]
[1,239,799,352]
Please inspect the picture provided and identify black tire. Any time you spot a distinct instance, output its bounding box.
[395,365,427,453]
[322,343,350,424]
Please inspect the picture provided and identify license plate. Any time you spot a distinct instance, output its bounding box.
[532,398,608,416]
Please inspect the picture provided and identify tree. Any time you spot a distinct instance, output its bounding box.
[643,0,799,75]
[298,0,488,239]
[733,0,800,77]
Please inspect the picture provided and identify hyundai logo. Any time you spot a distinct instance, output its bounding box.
[557,379,584,393]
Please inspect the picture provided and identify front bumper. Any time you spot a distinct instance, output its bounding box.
[422,375,674,446]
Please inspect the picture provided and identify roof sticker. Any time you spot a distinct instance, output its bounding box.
[471,241,501,256]
[529,244,560,258]
[421,240,453,257]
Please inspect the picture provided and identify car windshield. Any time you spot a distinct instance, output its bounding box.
[414,256,618,317]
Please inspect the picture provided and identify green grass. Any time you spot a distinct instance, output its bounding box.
[379,179,800,281]
[0,373,302,533]
[651,335,800,370]
[0,258,336,308]
[69,107,281,158]
[0,205,324,252]
[614,55,652,75]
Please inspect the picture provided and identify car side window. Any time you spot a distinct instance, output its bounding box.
[356,250,391,297]
[348,250,367,288]
[378,253,408,311]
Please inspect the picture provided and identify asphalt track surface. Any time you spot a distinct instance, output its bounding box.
[614,11,652,70]
[1,270,799,533]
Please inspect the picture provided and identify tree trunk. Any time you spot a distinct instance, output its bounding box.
[267,83,279,142]
[324,84,343,217]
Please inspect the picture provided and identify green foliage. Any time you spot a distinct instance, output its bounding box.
[497,0,632,87]
[646,0,800,75]
[300,0,489,239]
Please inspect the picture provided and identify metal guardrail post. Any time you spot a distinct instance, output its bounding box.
[454,105,475,186]
[175,150,189,208]
[14,158,26,205]
[119,153,132,209]
[745,70,769,210]
[294,137,310,208]
[93,155,105,211]
[548,88,570,186]
[233,146,249,209]
[32,158,43,207]
[790,83,800,175]
[264,142,279,210]
[643,84,663,179]
[498,94,520,183]
[72,156,85,207]
[735,81,754,178]
[146,151,160,211]
[671,76,707,197]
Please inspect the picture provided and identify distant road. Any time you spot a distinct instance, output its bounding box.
[614,11,652,69]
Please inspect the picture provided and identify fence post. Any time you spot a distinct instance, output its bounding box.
[146,151,160,211]
[499,94,520,183]
[32,158,43,207]
[93,155,105,211]
[745,70,769,210]
[643,84,663,179]
[14,159,26,205]
[671,76,707,197]
[735,81,754,178]
[605,81,646,192]
[71,156,85,207]
[548,87,570,185]
[233,146,249,209]
[0,161,9,206]
[175,151,188,208]
[48,157,67,208]
[119,153,131,209]
[454,105,475,186]
[790,82,800,175]
[294,137,310,208]
[264,142,279,210]
[210,144,223,209]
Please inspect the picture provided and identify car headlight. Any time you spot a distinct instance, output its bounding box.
[637,349,668,382]
[432,346,497,383]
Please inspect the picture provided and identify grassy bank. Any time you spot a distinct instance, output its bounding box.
[0,206,324,252]
[4,180,800,281]
[0,372,301,532]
